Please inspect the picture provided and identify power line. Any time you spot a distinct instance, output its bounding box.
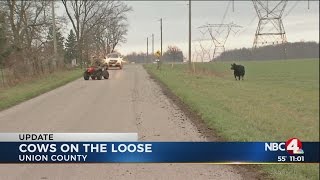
[237,14,257,36]
[215,1,232,37]
[283,1,300,19]
[220,1,231,25]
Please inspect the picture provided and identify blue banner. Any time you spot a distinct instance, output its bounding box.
[0,142,318,163]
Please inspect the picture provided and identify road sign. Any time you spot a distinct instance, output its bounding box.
[155,50,161,58]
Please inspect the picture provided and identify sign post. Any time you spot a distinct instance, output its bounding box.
[155,50,161,70]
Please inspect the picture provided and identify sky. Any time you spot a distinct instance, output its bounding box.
[57,1,319,57]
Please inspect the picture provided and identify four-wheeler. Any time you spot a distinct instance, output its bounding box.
[83,65,109,80]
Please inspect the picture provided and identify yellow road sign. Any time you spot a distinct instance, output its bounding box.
[155,50,161,58]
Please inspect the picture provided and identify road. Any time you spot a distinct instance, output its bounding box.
[0,65,247,180]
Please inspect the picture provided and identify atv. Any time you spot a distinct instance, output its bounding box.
[83,65,109,80]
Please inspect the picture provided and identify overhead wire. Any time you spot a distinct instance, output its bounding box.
[236,14,257,36]
[214,1,232,37]
[283,1,300,19]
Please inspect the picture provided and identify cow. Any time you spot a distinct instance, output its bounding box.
[230,63,245,80]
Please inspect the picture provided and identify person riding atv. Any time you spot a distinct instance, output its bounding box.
[83,57,109,80]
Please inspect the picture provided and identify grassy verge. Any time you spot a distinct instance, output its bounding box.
[0,69,82,110]
[144,59,319,180]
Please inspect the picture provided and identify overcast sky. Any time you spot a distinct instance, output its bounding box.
[57,1,319,56]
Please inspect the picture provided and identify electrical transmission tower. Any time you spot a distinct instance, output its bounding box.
[191,41,202,62]
[193,39,213,62]
[199,39,213,62]
[192,28,214,62]
[252,0,288,48]
[198,23,242,60]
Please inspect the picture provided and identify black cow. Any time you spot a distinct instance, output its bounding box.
[230,63,245,80]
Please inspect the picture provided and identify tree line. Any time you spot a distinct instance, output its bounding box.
[0,0,131,86]
[215,41,319,61]
[126,45,184,63]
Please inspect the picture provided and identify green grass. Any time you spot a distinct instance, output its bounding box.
[145,59,319,180]
[0,69,82,110]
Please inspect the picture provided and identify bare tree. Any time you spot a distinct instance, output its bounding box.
[108,21,128,53]
[106,2,131,53]
[62,0,110,66]
[1,0,54,80]
[4,1,51,50]
[61,0,131,65]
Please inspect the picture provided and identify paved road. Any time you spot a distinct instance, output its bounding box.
[0,65,245,180]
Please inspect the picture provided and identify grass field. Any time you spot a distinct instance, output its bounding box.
[0,69,82,111]
[145,59,319,180]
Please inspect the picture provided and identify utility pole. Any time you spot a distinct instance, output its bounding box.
[188,0,191,69]
[147,37,149,63]
[0,65,4,86]
[160,18,163,56]
[51,0,57,68]
[232,0,234,12]
[152,33,154,55]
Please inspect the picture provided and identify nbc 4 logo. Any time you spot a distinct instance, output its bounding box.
[285,138,304,155]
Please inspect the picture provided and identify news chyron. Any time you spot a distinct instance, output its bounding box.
[265,138,305,162]
[0,133,319,163]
